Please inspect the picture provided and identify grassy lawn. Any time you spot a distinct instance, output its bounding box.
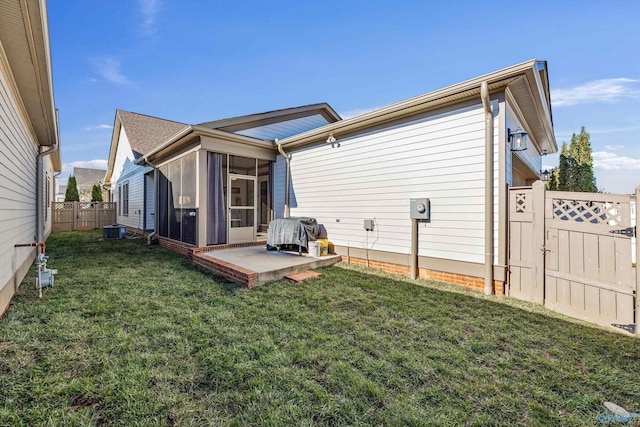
[1,231,639,426]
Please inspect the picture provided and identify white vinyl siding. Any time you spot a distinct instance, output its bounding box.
[115,159,149,229]
[275,102,500,264]
[506,103,542,178]
[111,126,151,230]
[0,52,49,298]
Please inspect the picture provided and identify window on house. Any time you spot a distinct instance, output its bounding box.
[118,182,129,216]
[122,182,129,216]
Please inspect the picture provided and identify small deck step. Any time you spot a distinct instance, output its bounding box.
[285,270,322,284]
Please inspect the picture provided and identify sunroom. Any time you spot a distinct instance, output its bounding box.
[135,104,341,249]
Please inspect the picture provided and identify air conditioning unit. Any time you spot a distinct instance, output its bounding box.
[103,224,126,239]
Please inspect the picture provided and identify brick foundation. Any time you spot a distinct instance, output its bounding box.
[342,256,505,296]
[157,237,265,288]
[192,252,258,289]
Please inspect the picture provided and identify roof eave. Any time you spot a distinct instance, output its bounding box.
[278,60,553,150]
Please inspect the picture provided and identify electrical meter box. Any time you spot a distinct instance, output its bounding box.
[410,198,430,221]
[363,219,374,231]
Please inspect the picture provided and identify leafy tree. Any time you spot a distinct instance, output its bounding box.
[550,127,598,192]
[64,175,79,201]
[91,184,103,202]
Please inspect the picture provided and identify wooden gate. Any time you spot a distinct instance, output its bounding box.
[508,182,638,333]
[52,202,117,231]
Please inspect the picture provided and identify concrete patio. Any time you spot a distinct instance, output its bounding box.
[192,245,342,288]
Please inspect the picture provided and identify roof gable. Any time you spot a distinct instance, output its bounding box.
[117,110,189,158]
[73,167,106,187]
[199,103,341,141]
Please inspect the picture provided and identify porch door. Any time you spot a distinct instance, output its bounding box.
[228,174,256,243]
[258,176,270,232]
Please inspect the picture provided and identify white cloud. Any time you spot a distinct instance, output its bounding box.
[551,78,640,107]
[593,151,640,170]
[84,124,113,131]
[139,0,160,36]
[604,145,624,151]
[90,57,131,86]
[340,106,383,119]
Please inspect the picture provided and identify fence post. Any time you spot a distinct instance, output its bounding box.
[95,202,99,229]
[636,186,639,335]
[73,201,78,230]
[531,181,546,305]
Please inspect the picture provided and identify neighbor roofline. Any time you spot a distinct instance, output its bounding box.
[278,59,556,153]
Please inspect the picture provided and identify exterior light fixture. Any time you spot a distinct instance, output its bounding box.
[541,169,550,182]
[508,128,528,151]
[326,133,336,144]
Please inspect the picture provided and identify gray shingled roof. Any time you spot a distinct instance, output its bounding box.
[73,167,106,189]
[117,110,189,158]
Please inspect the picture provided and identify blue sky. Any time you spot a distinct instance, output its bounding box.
[49,1,640,193]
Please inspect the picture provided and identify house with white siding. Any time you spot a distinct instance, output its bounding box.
[107,104,340,242]
[134,59,555,294]
[0,0,61,316]
[104,110,189,232]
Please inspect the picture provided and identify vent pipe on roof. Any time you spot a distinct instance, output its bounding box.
[276,139,291,218]
[481,81,494,296]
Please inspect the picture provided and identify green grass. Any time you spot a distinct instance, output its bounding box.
[1,231,639,426]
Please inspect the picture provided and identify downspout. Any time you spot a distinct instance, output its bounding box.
[481,81,494,295]
[146,159,159,245]
[36,109,60,250]
[275,139,291,218]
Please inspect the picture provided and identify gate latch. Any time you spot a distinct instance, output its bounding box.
[609,226,636,237]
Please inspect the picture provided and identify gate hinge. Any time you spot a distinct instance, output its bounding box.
[609,226,636,238]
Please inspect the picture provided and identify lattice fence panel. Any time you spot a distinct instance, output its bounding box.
[551,198,623,226]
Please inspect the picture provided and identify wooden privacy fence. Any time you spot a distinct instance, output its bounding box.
[509,182,638,333]
[52,202,117,231]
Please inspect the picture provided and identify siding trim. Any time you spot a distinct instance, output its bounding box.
[0,247,36,317]
[334,244,506,282]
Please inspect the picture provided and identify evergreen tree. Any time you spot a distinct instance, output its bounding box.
[65,175,79,201]
[91,184,103,202]
[547,167,560,190]
[568,127,598,192]
[558,142,572,190]
[551,127,598,192]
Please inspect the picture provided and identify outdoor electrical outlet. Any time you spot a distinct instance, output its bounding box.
[364,219,374,231]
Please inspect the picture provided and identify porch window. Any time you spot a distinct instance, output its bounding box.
[157,152,197,245]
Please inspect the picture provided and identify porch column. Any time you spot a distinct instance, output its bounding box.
[197,150,208,247]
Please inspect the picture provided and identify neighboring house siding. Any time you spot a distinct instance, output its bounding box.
[274,102,501,265]
[115,158,149,230]
[0,53,52,313]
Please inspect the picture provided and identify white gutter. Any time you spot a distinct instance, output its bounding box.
[275,139,290,218]
[481,81,494,295]
[36,109,60,248]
